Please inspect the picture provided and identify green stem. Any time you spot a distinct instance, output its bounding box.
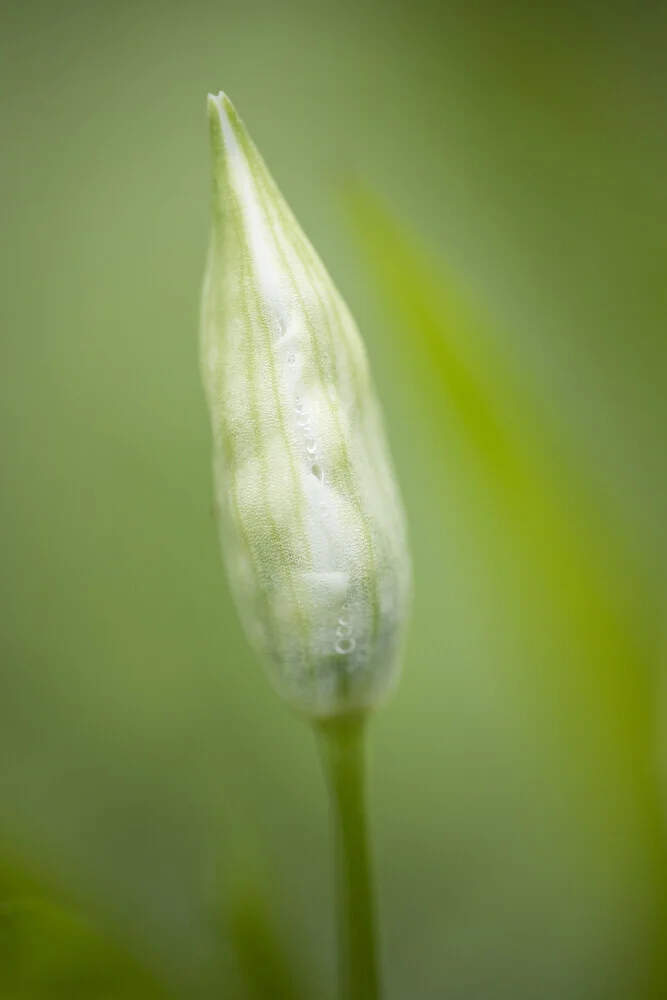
[315,713,380,1000]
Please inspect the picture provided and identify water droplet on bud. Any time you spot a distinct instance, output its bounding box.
[335,636,356,655]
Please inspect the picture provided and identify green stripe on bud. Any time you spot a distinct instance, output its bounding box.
[200,92,411,718]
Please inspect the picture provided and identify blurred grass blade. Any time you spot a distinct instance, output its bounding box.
[344,185,667,996]
[227,879,312,1000]
[207,812,315,1000]
[343,182,657,694]
[0,857,173,1000]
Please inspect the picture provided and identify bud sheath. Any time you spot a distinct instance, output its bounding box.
[200,92,411,717]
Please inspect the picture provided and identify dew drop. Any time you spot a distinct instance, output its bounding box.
[336,620,352,637]
[335,636,356,655]
[305,437,317,454]
[287,352,296,368]
[311,463,324,482]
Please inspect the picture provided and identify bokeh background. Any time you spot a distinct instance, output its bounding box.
[2,1,667,997]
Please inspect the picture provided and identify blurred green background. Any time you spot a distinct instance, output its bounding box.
[2,1,667,997]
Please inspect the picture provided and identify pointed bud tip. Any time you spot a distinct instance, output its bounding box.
[207,90,229,114]
[207,91,245,160]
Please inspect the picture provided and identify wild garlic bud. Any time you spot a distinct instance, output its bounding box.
[200,92,411,718]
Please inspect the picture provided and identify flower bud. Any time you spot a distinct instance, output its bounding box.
[200,92,411,717]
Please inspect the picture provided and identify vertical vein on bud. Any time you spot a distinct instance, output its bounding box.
[212,95,311,572]
[283,231,382,649]
[222,135,313,675]
[229,119,381,655]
